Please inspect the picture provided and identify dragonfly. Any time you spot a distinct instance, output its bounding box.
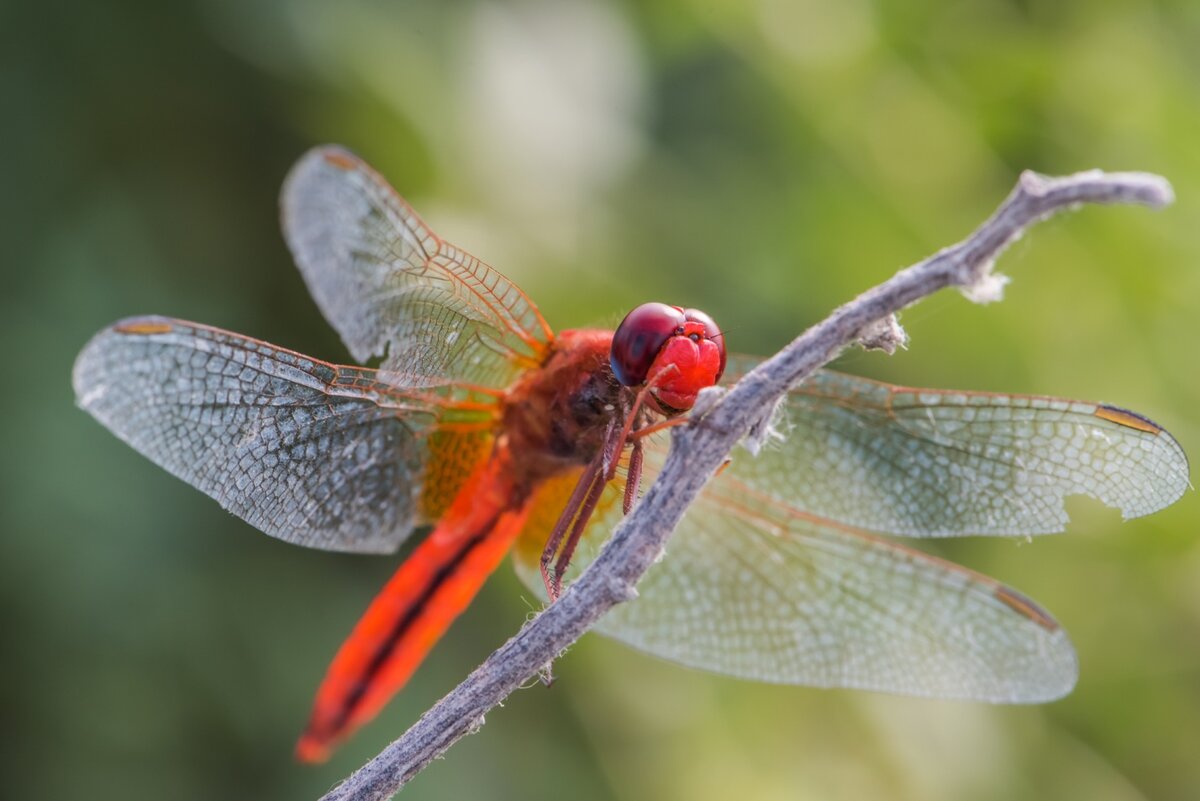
[73,146,1190,762]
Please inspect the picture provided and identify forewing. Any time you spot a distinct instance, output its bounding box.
[73,317,433,554]
[281,146,553,388]
[513,443,1077,701]
[727,357,1189,537]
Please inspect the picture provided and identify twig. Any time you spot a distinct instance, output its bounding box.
[318,169,1172,801]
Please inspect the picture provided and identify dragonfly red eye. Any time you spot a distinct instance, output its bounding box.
[610,303,727,412]
[610,302,688,387]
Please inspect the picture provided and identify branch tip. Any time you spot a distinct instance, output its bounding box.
[1019,168,1174,209]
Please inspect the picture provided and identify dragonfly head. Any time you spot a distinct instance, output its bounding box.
[610,302,726,414]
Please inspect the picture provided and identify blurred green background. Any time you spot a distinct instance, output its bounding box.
[5,0,1200,798]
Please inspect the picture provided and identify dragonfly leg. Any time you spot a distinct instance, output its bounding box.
[542,406,640,601]
[551,457,613,598]
[607,365,673,472]
[543,382,670,600]
[630,415,687,440]
[540,456,602,601]
[623,438,644,515]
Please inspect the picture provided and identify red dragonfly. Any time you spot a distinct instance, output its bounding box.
[73,146,1190,762]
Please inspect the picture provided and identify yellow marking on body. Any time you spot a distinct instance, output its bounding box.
[115,321,173,335]
[1094,406,1161,434]
[322,151,359,170]
[994,586,1058,631]
[513,468,618,567]
[418,429,493,522]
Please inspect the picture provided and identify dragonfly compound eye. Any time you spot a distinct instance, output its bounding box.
[610,302,688,386]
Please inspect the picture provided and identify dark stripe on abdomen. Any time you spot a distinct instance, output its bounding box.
[331,520,498,735]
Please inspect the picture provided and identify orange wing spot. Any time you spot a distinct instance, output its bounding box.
[1094,405,1162,434]
[994,586,1058,631]
[115,321,173,335]
[322,151,359,170]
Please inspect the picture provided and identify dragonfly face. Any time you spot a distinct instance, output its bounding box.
[72,145,1190,761]
[610,302,726,413]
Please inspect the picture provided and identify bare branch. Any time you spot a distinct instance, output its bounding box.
[318,169,1172,801]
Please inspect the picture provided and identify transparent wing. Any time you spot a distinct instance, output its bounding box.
[727,357,1189,537]
[281,146,554,388]
[513,447,1077,701]
[511,369,1189,695]
[73,316,437,554]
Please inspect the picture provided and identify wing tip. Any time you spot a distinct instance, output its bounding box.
[1094,403,1164,434]
[319,148,360,171]
[284,144,362,188]
[1096,404,1192,518]
[111,318,174,335]
[994,585,1060,632]
[990,586,1079,703]
[280,145,357,217]
[73,315,172,407]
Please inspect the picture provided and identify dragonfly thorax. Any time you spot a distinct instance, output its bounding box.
[500,328,626,486]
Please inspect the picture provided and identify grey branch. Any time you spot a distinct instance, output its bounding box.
[318,169,1172,801]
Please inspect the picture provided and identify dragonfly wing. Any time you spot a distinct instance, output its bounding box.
[73,317,433,554]
[513,444,1077,700]
[281,146,553,388]
[510,362,1183,692]
[724,356,1189,537]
